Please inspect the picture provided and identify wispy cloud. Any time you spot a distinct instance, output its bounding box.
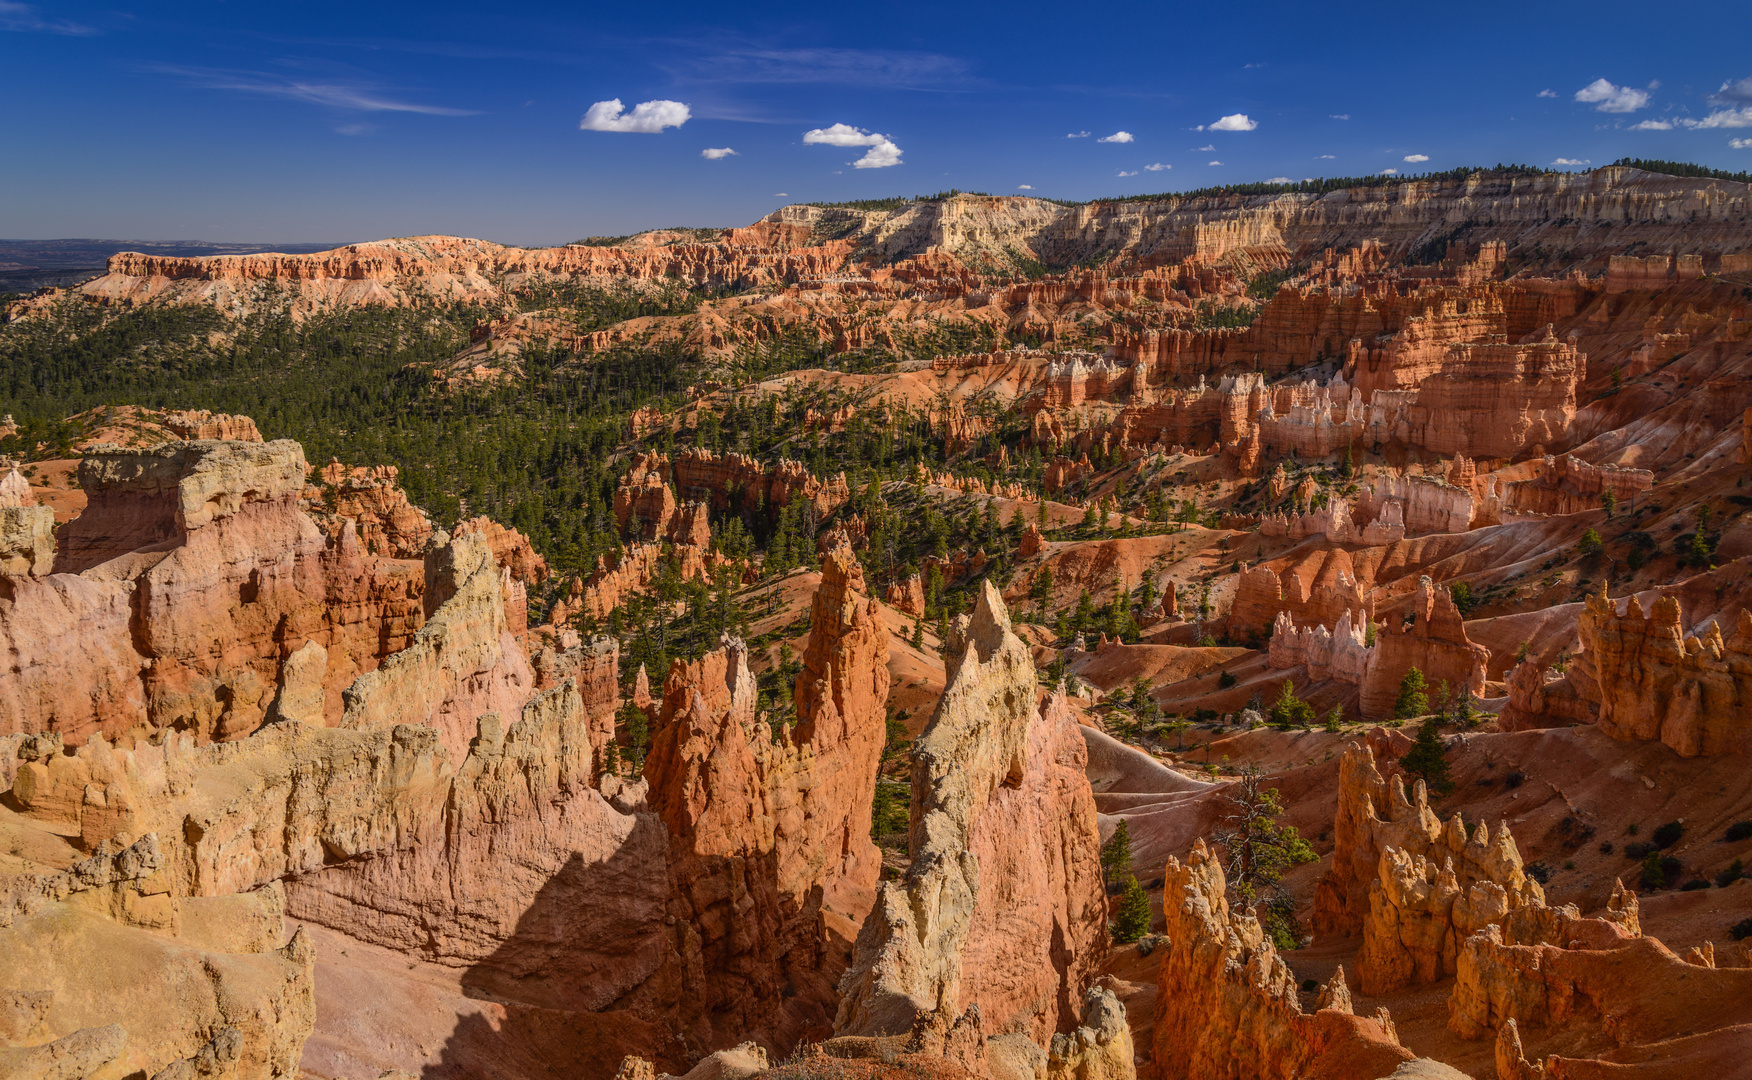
[1265,176,1291,183]
[1629,118,1674,130]
[1098,130,1134,143]
[1329,113,1350,120]
[1537,89,1557,98]
[1208,160,1223,166]
[0,1,94,35]
[803,123,902,168]
[674,47,970,89]
[149,64,479,115]
[1117,169,1138,177]
[1551,157,1590,166]
[1317,153,1336,159]
[1017,184,1034,189]
[1195,144,1215,152]
[700,147,737,159]
[1404,153,1429,163]
[581,98,690,132]
[1731,138,1752,149]
[1066,130,1091,138]
[1144,162,1170,171]
[1380,168,1398,175]
[1575,78,1650,113]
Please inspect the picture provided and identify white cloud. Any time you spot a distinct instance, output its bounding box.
[1098,130,1134,143]
[1330,113,1350,120]
[1574,78,1650,113]
[1018,184,1034,189]
[700,147,737,159]
[1196,144,1215,151]
[1380,168,1398,175]
[1537,89,1557,98]
[803,122,904,167]
[1692,107,1752,129]
[1117,169,1138,177]
[1712,75,1752,106]
[1209,113,1258,132]
[1208,160,1223,166]
[774,192,789,197]
[1244,62,1265,69]
[1404,154,1429,162]
[1265,177,1291,183]
[1629,119,1674,130]
[1317,153,1336,159]
[1144,162,1170,171]
[1551,157,1590,166]
[1732,138,1752,149]
[1066,130,1090,138]
[580,98,690,132]
[335,122,374,136]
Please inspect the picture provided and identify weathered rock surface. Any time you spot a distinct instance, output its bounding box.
[1576,589,1752,757]
[836,583,1107,1055]
[1153,839,1421,1080]
[1357,577,1489,724]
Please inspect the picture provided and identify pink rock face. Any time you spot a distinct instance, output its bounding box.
[1576,591,1752,757]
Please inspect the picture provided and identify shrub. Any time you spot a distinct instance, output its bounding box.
[1640,852,1667,889]
[1599,841,1614,855]
[1652,820,1684,848]
[1218,670,1238,689]
[1323,705,1343,733]
[1724,821,1752,842]
[1300,978,1319,993]
[1525,861,1552,885]
[1504,771,1525,789]
[1625,841,1656,860]
[1732,918,1752,941]
[1269,680,1316,729]
[1577,528,1604,557]
[1716,859,1743,888]
[1111,875,1152,944]
[1681,879,1711,891]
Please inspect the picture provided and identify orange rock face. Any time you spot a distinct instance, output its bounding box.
[1154,839,1421,1080]
[1575,590,1752,756]
[1357,576,1488,724]
[639,541,890,1052]
[305,460,435,558]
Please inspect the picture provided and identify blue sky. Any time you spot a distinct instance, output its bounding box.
[3,0,1751,244]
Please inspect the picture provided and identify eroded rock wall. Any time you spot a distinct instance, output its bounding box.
[835,583,1106,1049]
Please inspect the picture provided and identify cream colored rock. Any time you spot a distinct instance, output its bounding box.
[836,582,1106,1049]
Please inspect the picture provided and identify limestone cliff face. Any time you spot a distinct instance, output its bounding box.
[0,468,55,579]
[615,448,851,541]
[1153,839,1419,1080]
[340,529,536,763]
[835,583,1106,1049]
[303,459,434,558]
[1576,590,1752,757]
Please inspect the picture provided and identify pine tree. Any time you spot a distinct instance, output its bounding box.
[1100,819,1134,882]
[1400,716,1455,795]
[1393,667,1428,721]
[1111,875,1152,944]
